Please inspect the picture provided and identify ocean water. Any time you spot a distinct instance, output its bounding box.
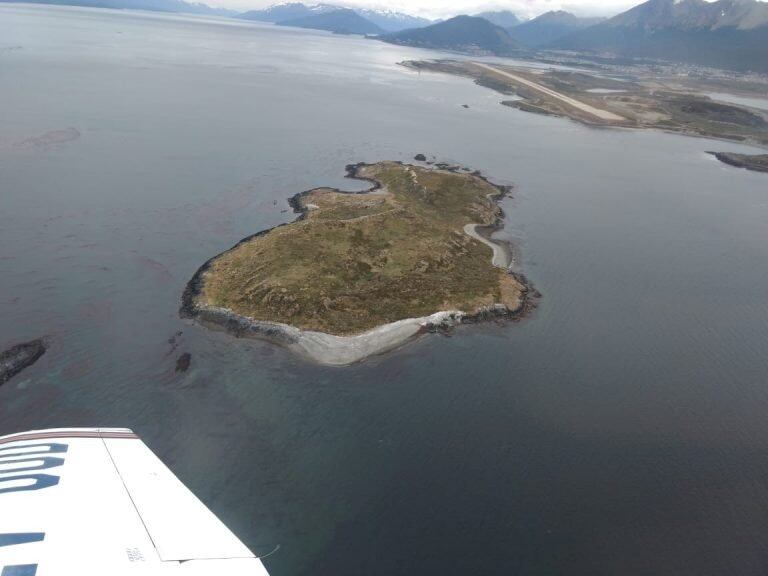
[3,5,768,575]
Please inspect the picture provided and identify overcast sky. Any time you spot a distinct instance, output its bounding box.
[211,0,646,19]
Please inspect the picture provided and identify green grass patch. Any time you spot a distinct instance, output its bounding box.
[200,162,522,335]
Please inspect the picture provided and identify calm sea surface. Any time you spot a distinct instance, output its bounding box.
[3,5,768,575]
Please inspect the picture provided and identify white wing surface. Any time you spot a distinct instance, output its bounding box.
[0,428,270,575]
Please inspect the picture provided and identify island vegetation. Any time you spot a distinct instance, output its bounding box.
[181,162,532,364]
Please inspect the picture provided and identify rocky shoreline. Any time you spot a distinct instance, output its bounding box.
[180,161,537,366]
[709,151,768,173]
[0,338,46,385]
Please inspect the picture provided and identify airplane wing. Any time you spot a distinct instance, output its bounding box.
[0,428,270,575]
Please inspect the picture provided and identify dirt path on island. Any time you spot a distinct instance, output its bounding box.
[463,223,510,269]
[473,63,625,123]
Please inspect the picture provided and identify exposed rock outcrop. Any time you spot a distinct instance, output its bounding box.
[0,339,47,385]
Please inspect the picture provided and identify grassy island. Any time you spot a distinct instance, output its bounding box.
[182,162,528,345]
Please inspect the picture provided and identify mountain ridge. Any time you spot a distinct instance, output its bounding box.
[0,0,234,16]
[238,3,338,22]
[550,0,768,71]
[473,10,522,28]
[509,10,605,47]
[357,7,431,31]
[238,2,430,31]
[277,7,384,34]
[380,15,520,54]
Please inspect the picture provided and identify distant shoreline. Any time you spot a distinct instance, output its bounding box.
[708,151,768,173]
[180,161,537,366]
[402,59,768,152]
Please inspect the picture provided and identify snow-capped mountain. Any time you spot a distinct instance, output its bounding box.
[356,8,431,31]
[238,2,431,31]
[238,2,339,22]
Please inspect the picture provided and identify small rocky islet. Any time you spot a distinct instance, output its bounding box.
[0,338,47,385]
[181,161,534,365]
